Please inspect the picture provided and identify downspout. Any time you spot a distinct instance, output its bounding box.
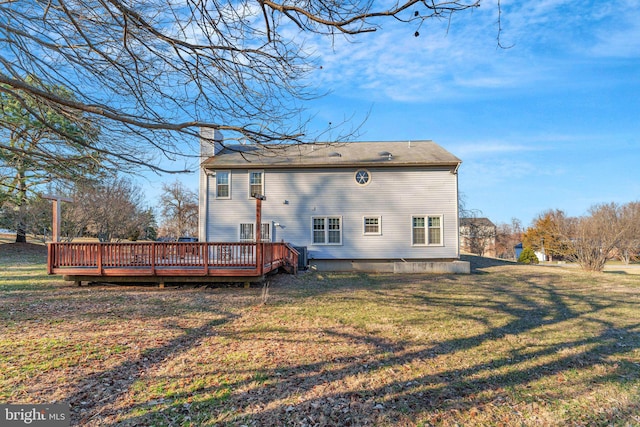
[203,171,210,242]
[453,162,461,259]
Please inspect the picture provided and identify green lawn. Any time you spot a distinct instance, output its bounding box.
[1,245,639,426]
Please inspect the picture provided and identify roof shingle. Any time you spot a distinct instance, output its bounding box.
[201,140,461,169]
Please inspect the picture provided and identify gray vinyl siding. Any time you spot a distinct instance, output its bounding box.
[205,166,459,260]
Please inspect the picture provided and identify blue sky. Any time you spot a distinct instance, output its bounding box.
[158,0,640,227]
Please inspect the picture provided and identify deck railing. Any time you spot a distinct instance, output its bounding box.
[47,242,298,278]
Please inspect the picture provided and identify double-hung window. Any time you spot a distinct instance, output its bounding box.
[363,216,382,235]
[312,216,342,245]
[428,216,442,245]
[249,171,264,198]
[216,171,230,199]
[412,215,443,245]
[240,223,271,242]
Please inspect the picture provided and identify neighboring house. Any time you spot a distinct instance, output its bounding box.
[514,242,523,260]
[514,242,547,262]
[459,217,497,257]
[198,129,468,273]
[535,249,548,262]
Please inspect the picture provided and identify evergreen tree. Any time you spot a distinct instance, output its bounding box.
[0,76,104,242]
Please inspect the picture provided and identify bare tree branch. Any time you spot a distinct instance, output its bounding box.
[0,0,485,172]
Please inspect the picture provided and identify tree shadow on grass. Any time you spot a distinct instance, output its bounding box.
[461,254,519,274]
[106,269,640,426]
[6,260,639,426]
[58,310,239,426]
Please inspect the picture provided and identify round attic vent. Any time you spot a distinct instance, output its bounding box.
[354,169,370,186]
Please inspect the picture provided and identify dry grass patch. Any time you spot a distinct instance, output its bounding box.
[1,246,640,426]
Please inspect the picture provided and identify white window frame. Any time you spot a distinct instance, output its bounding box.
[312,216,342,245]
[215,170,231,199]
[363,216,382,235]
[248,170,264,198]
[239,222,271,242]
[411,215,443,246]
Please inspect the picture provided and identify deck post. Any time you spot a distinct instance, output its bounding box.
[42,194,73,242]
[151,242,156,275]
[203,243,209,275]
[255,195,265,276]
[47,243,54,274]
[97,243,103,275]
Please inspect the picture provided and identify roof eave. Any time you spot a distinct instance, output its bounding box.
[202,160,462,169]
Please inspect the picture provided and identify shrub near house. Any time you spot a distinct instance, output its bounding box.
[518,247,539,264]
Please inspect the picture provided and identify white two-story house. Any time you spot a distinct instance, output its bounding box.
[199,129,469,273]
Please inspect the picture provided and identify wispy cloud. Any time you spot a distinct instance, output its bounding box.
[302,0,640,103]
[588,2,640,58]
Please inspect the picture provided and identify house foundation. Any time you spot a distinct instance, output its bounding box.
[309,259,471,274]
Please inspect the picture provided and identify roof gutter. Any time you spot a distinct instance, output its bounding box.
[451,162,461,175]
[202,161,462,170]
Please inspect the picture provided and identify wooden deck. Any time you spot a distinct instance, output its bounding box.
[47,241,298,284]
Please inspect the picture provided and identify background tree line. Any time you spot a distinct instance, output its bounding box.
[461,198,639,272]
[522,202,640,271]
[0,175,197,243]
[0,76,198,243]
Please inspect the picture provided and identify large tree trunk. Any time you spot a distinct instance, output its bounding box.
[15,224,27,243]
[15,168,27,243]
